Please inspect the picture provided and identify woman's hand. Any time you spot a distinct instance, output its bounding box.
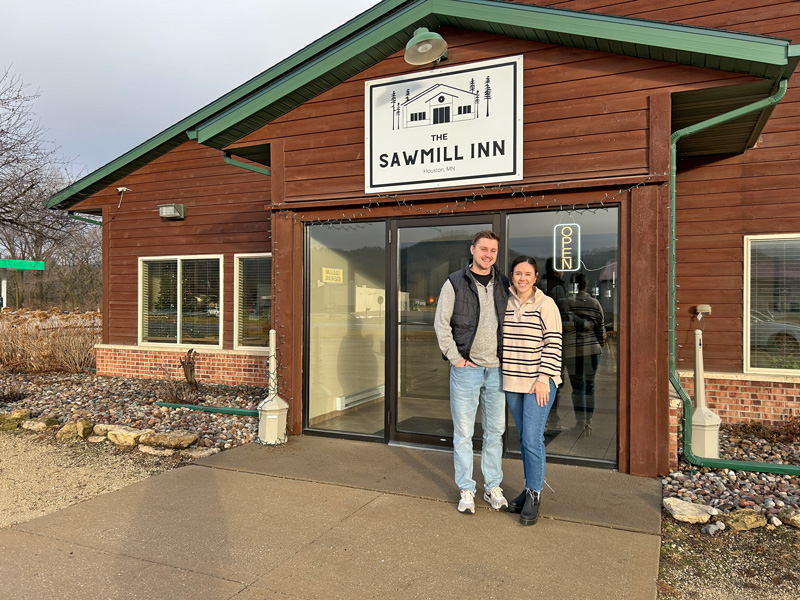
[531,380,550,407]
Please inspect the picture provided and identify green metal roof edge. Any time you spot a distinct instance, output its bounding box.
[46,0,413,210]
[196,0,791,147]
[445,0,789,62]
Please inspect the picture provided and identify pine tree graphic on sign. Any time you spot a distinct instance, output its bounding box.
[390,90,397,130]
[484,76,492,117]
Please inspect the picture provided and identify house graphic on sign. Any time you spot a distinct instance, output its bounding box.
[400,83,478,128]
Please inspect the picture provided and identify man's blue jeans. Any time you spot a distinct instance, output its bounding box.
[450,365,505,493]
[506,379,557,493]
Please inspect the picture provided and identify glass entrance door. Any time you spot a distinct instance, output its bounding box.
[392,220,494,445]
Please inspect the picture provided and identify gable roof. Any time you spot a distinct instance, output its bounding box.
[48,0,798,211]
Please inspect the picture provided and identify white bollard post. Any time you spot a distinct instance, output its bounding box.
[257,329,289,445]
[692,328,721,458]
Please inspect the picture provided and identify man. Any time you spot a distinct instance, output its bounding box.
[434,231,510,514]
[563,273,605,436]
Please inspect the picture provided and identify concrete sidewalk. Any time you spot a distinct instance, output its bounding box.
[0,436,662,600]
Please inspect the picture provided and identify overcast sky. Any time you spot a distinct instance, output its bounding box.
[1,0,380,176]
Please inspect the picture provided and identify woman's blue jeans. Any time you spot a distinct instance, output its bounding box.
[450,365,505,493]
[506,379,557,493]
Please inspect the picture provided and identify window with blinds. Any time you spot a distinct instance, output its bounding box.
[140,257,221,345]
[747,236,800,372]
[142,260,177,343]
[236,255,271,348]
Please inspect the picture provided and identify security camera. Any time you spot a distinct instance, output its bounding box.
[116,187,131,193]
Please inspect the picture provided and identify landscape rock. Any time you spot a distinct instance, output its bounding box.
[138,430,198,449]
[183,447,220,459]
[107,426,154,446]
[663,498,712,523]
[21,419,49,431]
[778,507,800,528]
[87,435,107,443]
[92,424,114,437]
[1,417,21,431]
[9,408,31,420]
[56,422,79,441]
[76,418,94,438]
[138,445,175,457]
[721,509,767,531]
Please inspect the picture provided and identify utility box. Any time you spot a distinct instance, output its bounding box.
[258,394,289,445]
[257,329,289,445]
[692,328,721,459]
[692,405,721,459]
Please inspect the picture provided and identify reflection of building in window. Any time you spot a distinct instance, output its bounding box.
[140,256,221,345]
[746,236,800,371]
[236,254,272,348]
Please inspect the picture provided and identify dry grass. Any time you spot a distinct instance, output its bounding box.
[0,308,100,373]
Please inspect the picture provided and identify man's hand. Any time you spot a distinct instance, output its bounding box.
[455,359,477,368]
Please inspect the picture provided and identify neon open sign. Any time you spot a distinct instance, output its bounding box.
[554,223,581,272]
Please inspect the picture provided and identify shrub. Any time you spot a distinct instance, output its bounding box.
[0,308,100,372]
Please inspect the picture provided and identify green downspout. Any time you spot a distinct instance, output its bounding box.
[155,402,258,416]
[669,78,800,475]
[222,151,271,177]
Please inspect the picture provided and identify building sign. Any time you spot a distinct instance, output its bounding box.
[365,56,523,193]
[554,224,581,272]
[321,267,343,284]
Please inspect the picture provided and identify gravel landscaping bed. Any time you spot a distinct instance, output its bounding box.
[0,372,266,449]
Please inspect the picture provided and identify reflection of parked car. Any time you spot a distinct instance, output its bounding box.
[207,307,220,317]
[751,310,800,353]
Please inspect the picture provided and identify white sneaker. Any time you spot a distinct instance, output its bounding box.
[483,486,509,510]
[458,489,476,514]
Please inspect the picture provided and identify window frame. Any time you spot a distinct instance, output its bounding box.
[138,254,224,349]
[743,234,800,375]
[233,252,273,352]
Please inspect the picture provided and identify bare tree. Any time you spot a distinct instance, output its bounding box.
[0,67,97,310]
[0,68,69,232]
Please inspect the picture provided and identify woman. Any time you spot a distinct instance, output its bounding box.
[502,256,563,526]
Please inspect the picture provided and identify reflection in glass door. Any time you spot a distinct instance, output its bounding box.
[395,222,492,443]
[306,222,386,436]
[507,208,619,465]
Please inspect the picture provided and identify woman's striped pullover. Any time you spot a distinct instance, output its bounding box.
[502,287,563,393]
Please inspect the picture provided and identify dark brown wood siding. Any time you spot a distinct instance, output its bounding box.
[230,28,748,204]
[539,0,800,375]
[71,141,270,347]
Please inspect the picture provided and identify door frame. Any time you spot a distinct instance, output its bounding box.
[386,213,505,447]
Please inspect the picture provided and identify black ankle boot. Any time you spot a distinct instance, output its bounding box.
[520,490,540,526]
[508,490,527,514]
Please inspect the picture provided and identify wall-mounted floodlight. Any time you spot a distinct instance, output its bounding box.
[158,204,185,220]
[404,27,448,65]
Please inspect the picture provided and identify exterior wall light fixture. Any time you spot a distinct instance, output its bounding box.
[158,204,186,220]
[404,27,448,65]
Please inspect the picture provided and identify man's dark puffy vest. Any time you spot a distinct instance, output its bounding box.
[446,266,509,361]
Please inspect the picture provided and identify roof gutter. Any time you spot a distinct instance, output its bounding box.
[669,78,800,475]
[68,213,102,226]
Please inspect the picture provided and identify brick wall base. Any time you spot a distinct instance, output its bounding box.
[668,375,800,470]
[96,345,269,387]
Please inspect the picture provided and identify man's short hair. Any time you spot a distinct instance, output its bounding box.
[471,230,500,246]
